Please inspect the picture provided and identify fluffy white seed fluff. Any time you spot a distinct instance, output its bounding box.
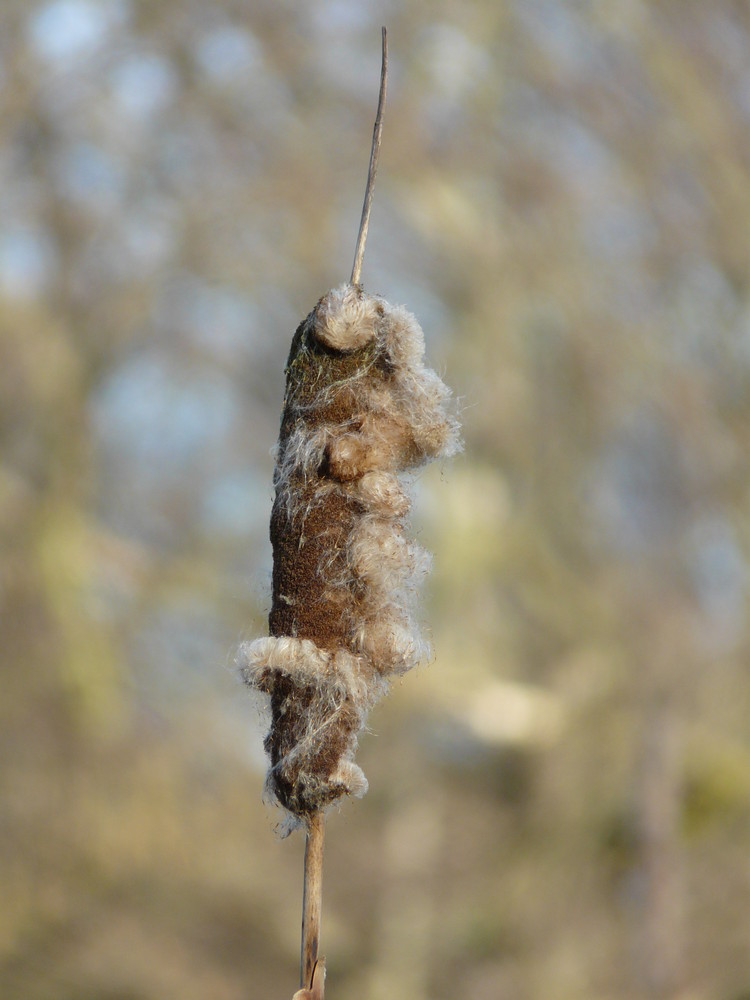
[355,612,431,675]
[356,470,411,518]
[240,635,374,707]
[348,517,431,596]
[313,285,380,351]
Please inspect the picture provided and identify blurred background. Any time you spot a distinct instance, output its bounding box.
[2,1,750,998]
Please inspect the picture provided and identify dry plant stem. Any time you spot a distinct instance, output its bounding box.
[350,26,388,286]
[301,811,326,992]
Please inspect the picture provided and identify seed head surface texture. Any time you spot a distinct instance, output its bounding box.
[239,284,460,827]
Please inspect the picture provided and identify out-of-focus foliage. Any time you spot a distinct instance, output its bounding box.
[2,2,750,998]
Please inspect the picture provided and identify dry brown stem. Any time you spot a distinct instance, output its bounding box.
[292,958,325,1000]
[350,26,388,287]
[300,811,326,995]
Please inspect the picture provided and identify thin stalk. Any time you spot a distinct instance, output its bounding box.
[350,26,388,286]
[300,811,326,992]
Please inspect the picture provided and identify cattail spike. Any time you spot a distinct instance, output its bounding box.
[239,286,461,820]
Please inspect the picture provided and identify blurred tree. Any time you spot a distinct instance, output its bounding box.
[1,2,750,999]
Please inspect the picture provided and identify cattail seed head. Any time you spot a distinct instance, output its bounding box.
[240,285,460,826]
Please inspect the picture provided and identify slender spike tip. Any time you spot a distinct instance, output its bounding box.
[350,26,388,287]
